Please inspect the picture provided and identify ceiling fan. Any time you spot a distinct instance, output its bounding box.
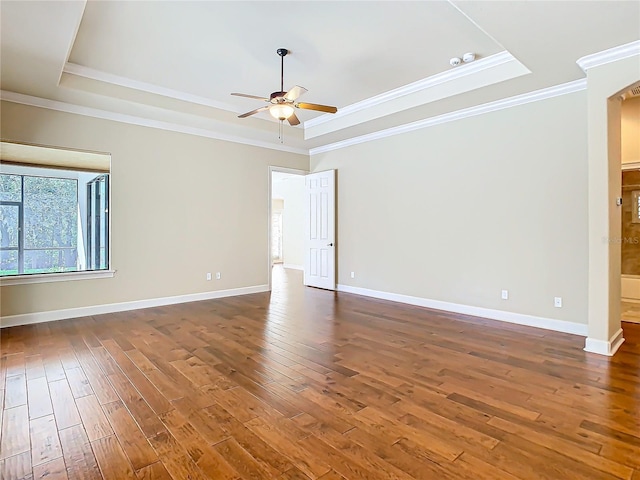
[231,48,337,126]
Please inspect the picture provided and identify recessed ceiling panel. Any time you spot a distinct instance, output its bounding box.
[68,1,504,111]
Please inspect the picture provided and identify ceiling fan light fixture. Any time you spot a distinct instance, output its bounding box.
[269,104,295,120]
[232,48,337,134]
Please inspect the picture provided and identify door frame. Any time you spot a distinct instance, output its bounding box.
[267,166,308,290]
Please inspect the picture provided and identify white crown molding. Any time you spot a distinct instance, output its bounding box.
[310,78,587,156]
[65,52,518,133]
[63,62,241,113]
[304,51,516,129]
[577,40,640,72]
[0,284,269,328]
[3,76,587,159]
[336,284,588,336]
[584,328,625,356]
[0,90,309,155]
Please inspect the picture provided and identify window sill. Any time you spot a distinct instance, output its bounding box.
[0,269,115,286]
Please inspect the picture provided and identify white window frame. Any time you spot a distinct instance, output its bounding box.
[1,145,114,286]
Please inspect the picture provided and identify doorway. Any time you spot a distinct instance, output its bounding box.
[620,91,640,325]
[268,167,307,290]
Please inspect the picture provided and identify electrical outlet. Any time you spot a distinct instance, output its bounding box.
[501,290,509,300]
[350,271,355,279]
[554,297,562,308]
[206,273,212,281]
[216,272,221,280]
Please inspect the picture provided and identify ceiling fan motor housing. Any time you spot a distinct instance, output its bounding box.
[270,91,287,101]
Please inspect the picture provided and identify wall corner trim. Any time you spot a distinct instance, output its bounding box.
[0,284,270,328]
[583,328,625,356]
[336,284,588,336]
[576,40,640,72]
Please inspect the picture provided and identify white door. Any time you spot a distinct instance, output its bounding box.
[304,170,335,289]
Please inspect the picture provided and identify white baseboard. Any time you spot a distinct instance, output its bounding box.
[584,328,625,356]
[336,284,588,336]
[0,284,270,328]
[283,264,304,271]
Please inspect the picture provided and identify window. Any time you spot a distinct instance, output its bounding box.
[0,142,111,279]
[86,174,109,270]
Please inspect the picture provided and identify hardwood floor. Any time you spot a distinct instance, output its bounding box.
[1,266,639,480]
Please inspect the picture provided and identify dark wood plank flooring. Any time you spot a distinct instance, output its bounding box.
[1,266,639,479]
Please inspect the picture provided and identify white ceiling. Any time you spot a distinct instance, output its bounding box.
[1,1,639,153]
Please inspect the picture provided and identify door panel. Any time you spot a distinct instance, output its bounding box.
[304,170,335,289]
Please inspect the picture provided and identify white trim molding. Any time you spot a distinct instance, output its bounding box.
[3,75,588,159]
[584,328,625,356]
[0,91,309,155]
[310,79,587,156]
[577,40,640,72]
[1,269,115,286]
[337,284,588,336]
[305,51,517,129]
[63,62,241,114]
[282,264,303,271]
[304,51,530,139]
[0,284,269,328]
[621,161,640,171]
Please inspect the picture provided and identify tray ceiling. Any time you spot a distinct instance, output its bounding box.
[1,1,639,153]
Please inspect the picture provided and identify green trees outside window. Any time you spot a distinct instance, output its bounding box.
[0,170,109,276]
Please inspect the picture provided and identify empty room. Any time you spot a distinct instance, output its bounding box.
[1,1,639,479]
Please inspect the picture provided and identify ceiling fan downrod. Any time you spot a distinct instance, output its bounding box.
[276,48,288,96]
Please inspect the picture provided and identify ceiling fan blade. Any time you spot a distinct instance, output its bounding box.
[238,106,270,118]
[287,112,300,126]
[296,102,338,114]
[231,93,269,101]
[284,85,308,101]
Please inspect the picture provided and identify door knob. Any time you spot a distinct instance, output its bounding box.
[327,243,334,247]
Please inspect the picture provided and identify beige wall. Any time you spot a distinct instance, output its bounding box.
[312,92,589,325]
[0,101,308,317]
[621,96,640,164]
[272,175,305,268]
